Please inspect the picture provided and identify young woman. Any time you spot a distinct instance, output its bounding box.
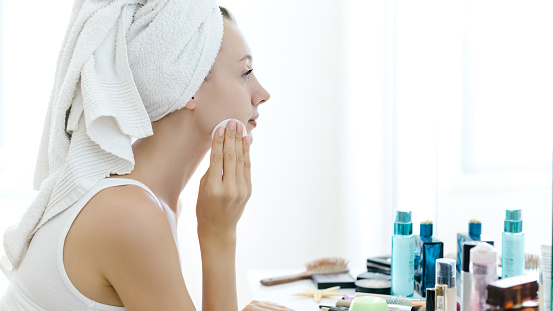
[0,2,292,310]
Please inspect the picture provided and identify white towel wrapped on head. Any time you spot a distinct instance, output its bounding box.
[1,0,224,278]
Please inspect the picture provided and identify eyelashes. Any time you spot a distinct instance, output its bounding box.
[243,68,254,80]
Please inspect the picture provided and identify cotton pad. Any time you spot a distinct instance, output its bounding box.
[211,118,249,140]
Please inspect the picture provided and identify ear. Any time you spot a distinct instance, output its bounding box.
[185,97,197,110]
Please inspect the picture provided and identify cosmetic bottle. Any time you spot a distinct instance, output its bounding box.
[502,209,525,278]
[461,241,485,311]
[391,210,415,297]
[456,219,494,274]
[414,220,444,297]
[486,275,538,310]
[426,288,436,311]
[436,258,456,311]
[436,284,447,311]
[469,243,497,311]
[538,245,551,311]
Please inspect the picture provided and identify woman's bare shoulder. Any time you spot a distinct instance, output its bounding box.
[77,183,171,247]
[66,184,186,307]
[87,185,191,308]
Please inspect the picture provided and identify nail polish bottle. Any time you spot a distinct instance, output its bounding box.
[414,220,444,297]
[391,210,415,297]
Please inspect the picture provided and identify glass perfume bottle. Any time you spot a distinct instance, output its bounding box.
[414,220,444,297]
[391,210,414,297]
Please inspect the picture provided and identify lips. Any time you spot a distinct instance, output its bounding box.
[248,114,259,127]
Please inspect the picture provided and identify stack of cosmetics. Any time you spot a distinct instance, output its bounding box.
[317,209,550,311]
[386,209,550,311]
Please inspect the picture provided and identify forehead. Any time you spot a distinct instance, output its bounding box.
[218,19,252,65]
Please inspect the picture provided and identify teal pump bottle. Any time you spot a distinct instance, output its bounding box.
[502,209,525,278]
[391,211,415,297]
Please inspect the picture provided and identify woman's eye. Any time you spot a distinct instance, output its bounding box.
[243,68,254,80]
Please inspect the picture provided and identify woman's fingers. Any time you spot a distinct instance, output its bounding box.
[243,133,252,193]
[223,120,237,184]
[208,126,225,180]
[235,122,246,194]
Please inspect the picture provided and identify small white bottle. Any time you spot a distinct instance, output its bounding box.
[436,258,456,311]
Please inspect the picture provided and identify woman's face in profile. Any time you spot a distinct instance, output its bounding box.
[194,19,270,137]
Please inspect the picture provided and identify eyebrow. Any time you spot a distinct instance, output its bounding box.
[239,54,253,64]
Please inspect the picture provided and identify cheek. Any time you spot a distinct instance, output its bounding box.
[198,79,251,132]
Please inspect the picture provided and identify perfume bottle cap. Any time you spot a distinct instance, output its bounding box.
[470,243,496,265]
[420,221,433,237]
[394,211,413,235]
[462,241,485,272]
[435,258,456,288]
[468,219,482,236]
[504,209,523,233]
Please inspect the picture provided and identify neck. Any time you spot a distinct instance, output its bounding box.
[115,109,211,213]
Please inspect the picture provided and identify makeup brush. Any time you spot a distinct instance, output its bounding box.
[260,257,349,286]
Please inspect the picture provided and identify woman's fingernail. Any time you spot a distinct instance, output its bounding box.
[228,119,236,131]
[237,122,243,134]
[217,126,225,136]
[244,135,250,145]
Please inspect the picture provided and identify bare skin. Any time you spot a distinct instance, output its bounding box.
[62,18,293,311]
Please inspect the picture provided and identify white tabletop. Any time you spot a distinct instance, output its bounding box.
[245,269,360,310]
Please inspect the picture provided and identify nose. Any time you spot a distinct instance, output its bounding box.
[252,77,270,106]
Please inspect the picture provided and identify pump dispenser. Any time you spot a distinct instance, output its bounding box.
[436,258,456,311]
[502,209,525,278]
[391,211,415,297]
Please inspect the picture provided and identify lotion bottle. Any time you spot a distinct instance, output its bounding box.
[502,209,525,278]
[391,210,414,297]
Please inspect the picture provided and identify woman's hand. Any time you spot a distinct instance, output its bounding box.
[196,119,252,240]
[242,300,296,311]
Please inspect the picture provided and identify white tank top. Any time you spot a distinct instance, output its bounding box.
[0,178,179,311]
